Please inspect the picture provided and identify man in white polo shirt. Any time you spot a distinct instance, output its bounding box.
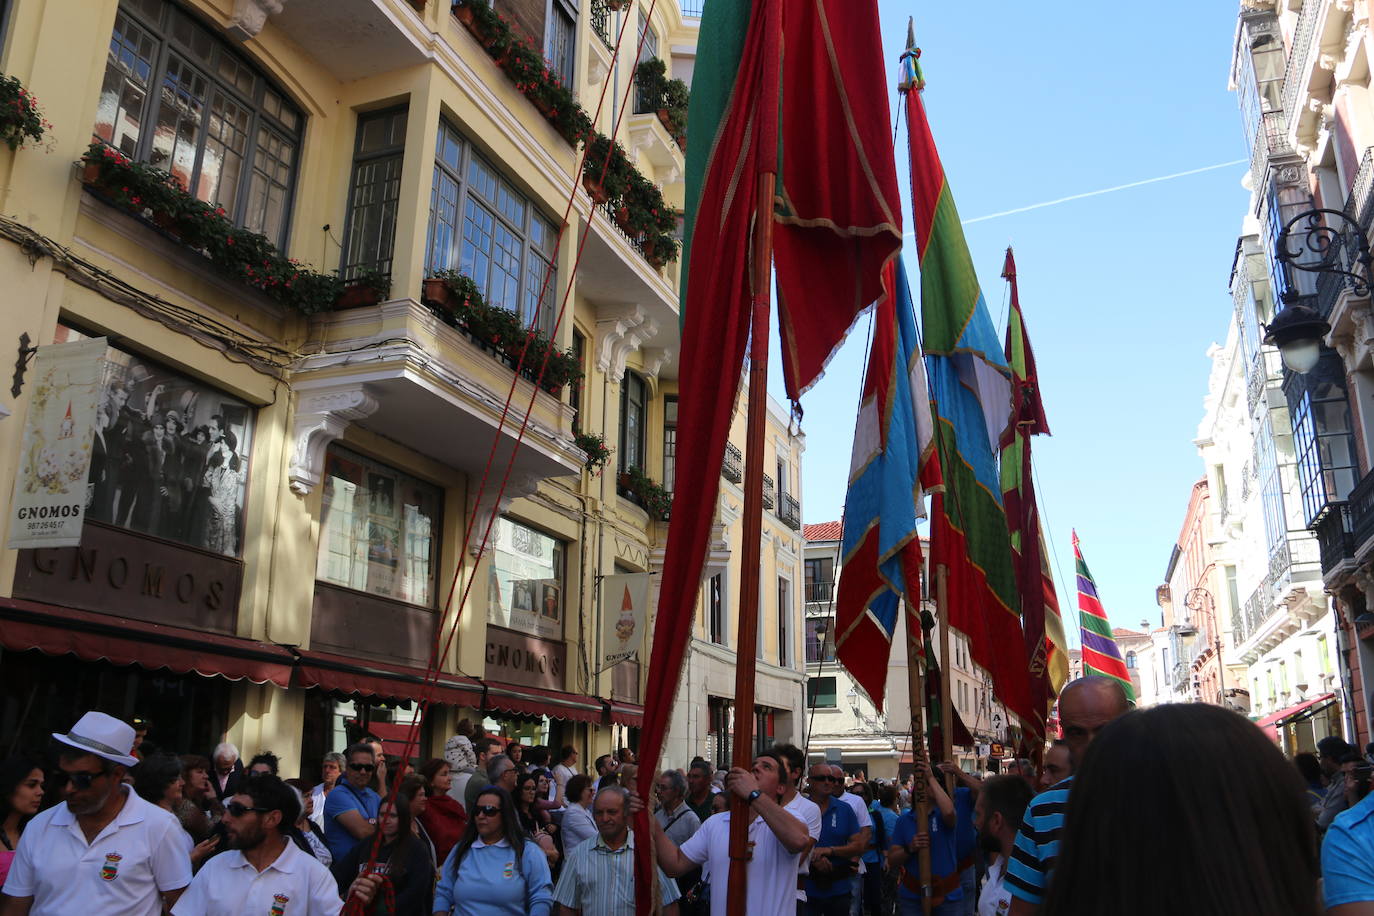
[640,750,811,916]
[1,711,191,915]
[174,772,341,916]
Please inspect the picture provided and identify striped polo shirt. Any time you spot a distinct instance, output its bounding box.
[552,832,679,915]
[1004,776,1072,906]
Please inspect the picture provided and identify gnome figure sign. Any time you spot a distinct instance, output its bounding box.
[600,572,650,669]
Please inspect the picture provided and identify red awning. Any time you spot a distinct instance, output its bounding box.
[484,682,605,723]
[1255,693,1336,740]
[608,701,644,728]
[294,649,484,707]
[0,597,294,687]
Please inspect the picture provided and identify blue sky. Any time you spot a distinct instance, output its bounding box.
[771,0,1248,635]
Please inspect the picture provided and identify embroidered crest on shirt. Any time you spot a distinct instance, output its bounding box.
[502,860,515,879]
[100,852,122,881]
[269,893,290,915]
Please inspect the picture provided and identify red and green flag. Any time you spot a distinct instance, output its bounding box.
[998,248,1070,737]
[636,0,901,910]
[1074,531,1135,701]
[904,22,1037,735]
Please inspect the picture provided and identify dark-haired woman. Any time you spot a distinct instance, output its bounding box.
[0,757,43,887]
[1041,703,1320,916]
[418,758,466,867]
[514,772,559,871]
[133,753,218,867]
[332,792,433,915]
[432,786,552,916]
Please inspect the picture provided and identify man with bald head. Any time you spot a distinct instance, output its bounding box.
[1005,676,1131,916]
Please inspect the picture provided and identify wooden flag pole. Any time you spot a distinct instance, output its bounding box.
[724,167,778,916]
[936,564,955,790]
[905,604,934,916]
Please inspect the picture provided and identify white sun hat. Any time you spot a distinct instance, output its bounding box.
[52,711,139,767]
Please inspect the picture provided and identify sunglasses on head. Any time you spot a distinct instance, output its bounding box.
[348,762,376,773]
[473,804,501,817]
[225,801,271,818]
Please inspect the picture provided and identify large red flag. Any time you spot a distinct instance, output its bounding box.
[774,0,904,401]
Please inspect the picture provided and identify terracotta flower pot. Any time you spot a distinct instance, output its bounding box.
[422,277,456,310]
[333,282,383,310]
[582,176,609,205]
[657,109,673,132]
[80,161,102,185]
[453,3,478,29]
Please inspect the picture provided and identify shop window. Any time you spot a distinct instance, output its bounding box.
[619,370,646,474]
[488,516,565,640]
[342,107,407,280]
[663,395,677,492]
[425,119,559,334]
[804,617,835,664]
[807,676,837,709]
[316,445,441,606]
[708,573,725,645]
[93,0,303,246]
[706,696,732,770]
[57,325,256,556]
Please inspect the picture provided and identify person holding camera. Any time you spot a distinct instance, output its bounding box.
[803,766,864,916]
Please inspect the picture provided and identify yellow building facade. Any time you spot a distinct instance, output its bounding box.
[0,0,809,779]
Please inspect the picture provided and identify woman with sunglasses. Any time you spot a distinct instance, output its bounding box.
[432,785,553,916]
[332,792,433,915]
[323,743,382,861]
[514,772,559,871]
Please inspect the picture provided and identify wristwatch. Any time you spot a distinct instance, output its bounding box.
[746,789,762,805]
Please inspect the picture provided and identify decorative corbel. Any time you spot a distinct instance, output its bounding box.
[288,386,379,495]
[468,473,543,556]
[227,0,284,41]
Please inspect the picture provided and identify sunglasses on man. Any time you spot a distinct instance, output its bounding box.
[348,762,376,773]
[61,768,108,791]
[225,801,271,818]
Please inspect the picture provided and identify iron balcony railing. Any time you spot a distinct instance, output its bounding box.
[1281,0,1319,124]
[590,0,613,48]
[722,442,743,483]
[779,492,801,530]
[1314,501,1355,575]
[763,474,776,510]
[805,580,834,603]
[1315,147,1374,320]
[1250,109,1295,192]
[679,0,703,16]
[1350,466,1374,550]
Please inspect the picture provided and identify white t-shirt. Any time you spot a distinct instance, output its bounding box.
[173,839,341,916]
[552,763,577,794]
[979,856,1012,916]
[2,786,192,916]
[449,771,473,808]
[679,810,802,916]
[783,793,822,902]
[837,792,872,875]
[308,783,328,830]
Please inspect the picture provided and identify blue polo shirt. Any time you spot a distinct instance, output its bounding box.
[892,808,961,903]
[1005,776,1072,905]
[1323,790,1374,908]
[323,782,381,861]
[953,786,976,863]
[806,798,860,900]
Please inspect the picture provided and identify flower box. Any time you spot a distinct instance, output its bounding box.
[333,282,384,310]
[582,175,609,205]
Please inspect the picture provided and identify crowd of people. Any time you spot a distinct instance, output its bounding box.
[8,678,1374,914]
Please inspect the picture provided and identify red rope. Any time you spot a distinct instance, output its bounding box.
[343,1,663,905]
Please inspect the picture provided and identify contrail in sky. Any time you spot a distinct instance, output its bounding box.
[947,159,1247,227]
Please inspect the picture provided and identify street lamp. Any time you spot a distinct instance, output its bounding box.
[1185,586,1225,707]
[1268,207,1366,373]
